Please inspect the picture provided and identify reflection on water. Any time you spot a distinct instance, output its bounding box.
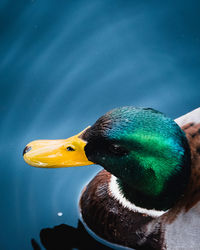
[0,0,200,249]
[31,221,111,250]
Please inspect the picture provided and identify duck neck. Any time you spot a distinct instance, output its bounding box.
[115,169,189,211]
[116,178,168,211]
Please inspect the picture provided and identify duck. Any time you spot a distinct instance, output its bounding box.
[23,106,200,249]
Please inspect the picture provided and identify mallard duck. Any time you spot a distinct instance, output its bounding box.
[23,107,200,249]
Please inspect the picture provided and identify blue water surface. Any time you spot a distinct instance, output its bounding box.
[0,0,200,249]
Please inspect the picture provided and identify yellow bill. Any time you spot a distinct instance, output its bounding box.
[23,127,94,168]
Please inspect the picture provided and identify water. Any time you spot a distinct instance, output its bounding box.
[0,0,200,249]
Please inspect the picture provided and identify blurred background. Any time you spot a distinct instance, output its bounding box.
[0,0,199,249]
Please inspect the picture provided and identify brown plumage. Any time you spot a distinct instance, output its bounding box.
[79,170,163,249]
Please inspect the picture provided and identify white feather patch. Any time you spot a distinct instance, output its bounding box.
[175,107,200,127]
[109,175,166,217]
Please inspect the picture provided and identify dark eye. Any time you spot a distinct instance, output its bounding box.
[108,144,128,156]
[66,146,75,151]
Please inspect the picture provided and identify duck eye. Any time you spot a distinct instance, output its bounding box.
[108,144,128,156]
[66,146,75,151]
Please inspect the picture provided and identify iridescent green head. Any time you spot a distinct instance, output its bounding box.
[82,107,191,210]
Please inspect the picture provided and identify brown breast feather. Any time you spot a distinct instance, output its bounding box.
[79,170,163,249]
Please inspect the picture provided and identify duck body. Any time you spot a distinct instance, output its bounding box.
[23,106,200,249]
[80,108,200,249]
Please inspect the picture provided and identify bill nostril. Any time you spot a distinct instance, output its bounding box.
[23,146,32,156]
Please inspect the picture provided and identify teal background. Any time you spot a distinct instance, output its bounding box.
[0,0,200,249]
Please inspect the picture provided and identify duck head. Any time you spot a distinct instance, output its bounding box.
[23,107,191,210]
